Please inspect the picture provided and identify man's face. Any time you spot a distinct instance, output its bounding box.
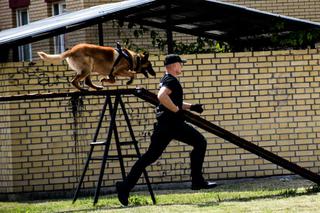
[166,62,182,76]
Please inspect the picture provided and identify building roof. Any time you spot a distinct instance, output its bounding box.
[1,0,320,49]
[0,0,155,48]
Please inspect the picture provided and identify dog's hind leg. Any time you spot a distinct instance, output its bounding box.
[85,75,103,90]
[71,75,86,91]
[71,70,90,91]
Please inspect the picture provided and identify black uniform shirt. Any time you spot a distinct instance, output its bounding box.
[156,73,183,121]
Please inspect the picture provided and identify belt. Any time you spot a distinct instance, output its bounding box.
[155,107,185,122]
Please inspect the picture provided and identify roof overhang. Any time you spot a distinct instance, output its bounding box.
[0,0,158,48]
[1,0,320,49]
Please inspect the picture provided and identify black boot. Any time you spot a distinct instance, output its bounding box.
[191,181,218,190]
[116,181,129,206]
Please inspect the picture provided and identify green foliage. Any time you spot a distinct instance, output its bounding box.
[172,37,230,54]
[114,20,320,52]
[261,21,320,49]
[128,195,150,206]
[306,184,320,193]
[115,20,230,54]
[270,29,320,49]
[279,188,298,197]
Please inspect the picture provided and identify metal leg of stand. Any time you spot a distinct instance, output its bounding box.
[93,96,120,205]
[93,140,112,205]
[72,145,94,203]
[73,95,110,203]
[73,94,156,205]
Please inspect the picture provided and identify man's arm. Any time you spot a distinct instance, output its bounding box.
[158,87,203,113]
[157,87,179,112]
[183,102,203,113]
[182,102,192,110]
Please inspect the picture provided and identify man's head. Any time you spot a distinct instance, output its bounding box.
[164,54,187,66]
[164,54,187,76]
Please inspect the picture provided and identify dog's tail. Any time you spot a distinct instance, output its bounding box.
[37,50,71,64]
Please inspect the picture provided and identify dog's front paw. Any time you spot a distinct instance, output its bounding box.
[126,78,133,85]
[101,79,116,84]
[95,86,104,90]
[79,88,89,92]
[100,76,116,84]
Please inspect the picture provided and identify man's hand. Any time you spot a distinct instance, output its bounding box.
[190,104,204,113]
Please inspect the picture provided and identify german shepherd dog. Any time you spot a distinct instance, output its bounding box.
[37,43,155,91]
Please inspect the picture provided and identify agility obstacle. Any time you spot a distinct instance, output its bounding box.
[0,89,155,205]
[1,88,319,204]
[71,92,156,205]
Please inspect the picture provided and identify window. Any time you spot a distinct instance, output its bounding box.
[52,1,66,54]
[16,9,32,61]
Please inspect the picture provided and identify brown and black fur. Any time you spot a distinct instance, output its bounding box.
[37,43,155,91]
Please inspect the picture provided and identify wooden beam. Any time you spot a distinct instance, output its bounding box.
[135,88,320,185]
[0,89,137,102]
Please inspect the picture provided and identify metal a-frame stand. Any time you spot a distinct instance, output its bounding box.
[72,93,156,205]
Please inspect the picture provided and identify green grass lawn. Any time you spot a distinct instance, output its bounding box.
[1,176,319,213]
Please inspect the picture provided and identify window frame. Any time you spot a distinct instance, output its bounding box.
[52,1,66,54]
[16,8,32,61]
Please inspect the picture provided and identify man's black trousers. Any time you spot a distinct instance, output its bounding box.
[124,119,207,191]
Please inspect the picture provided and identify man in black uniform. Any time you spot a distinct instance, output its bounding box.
[116,54,217,206]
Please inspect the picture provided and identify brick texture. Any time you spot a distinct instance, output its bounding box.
[1,49,320,198]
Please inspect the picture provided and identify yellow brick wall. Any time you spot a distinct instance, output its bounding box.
[0,49,320,198]
[0,91,13,193]
[0,63,12,193]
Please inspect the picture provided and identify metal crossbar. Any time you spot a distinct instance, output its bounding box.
[0,89,137,102]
